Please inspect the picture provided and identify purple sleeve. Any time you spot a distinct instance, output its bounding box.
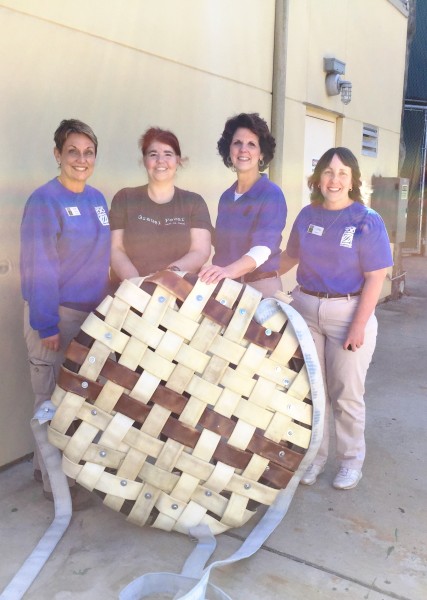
[250,185,287,250]
[359,211,393,272]
[20,196,61,337]
[285,214,302,259]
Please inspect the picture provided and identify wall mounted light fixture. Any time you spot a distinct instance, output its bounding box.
[324,57,352,105]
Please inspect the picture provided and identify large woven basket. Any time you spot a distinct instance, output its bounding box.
[48,271,316,535]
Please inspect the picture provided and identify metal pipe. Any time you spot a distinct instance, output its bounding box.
[387,271,407,281]
[270,0,289,188]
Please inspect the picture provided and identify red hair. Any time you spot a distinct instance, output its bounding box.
[139,127,181,157]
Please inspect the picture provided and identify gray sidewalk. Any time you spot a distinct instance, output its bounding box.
[1,255,426,600]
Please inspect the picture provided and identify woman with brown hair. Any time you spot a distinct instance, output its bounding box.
[110,127,212,283]
[279,147,393,490]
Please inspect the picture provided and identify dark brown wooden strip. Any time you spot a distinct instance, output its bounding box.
[248,433,304,471]
[145,271,193,302]
[244,320,281,350]
[260,463,293,488]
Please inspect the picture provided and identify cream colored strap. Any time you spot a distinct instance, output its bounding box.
[0,408,72,600]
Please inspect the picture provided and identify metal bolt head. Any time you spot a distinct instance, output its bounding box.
[219,298,227,305]
[171,503,179,510]
[244,483,251,490]
[287,430,293,436]
[145,492,152,500]
[91,409,97,416]
[279,450,285,458]
[265,328,272,336]
[81,381,89,389]
[158,296,166,303]
[104,332,112,340]
[120,480,127,487]
[283,378,290,387]
[205,490,212,497]
[239,308,247,315]
[88,356,96,364]
[99,450,107,457]
[196,294,203,301]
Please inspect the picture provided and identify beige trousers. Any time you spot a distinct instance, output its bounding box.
[24,303,88,491]
[290,287,378,470]
[246,276,283,298]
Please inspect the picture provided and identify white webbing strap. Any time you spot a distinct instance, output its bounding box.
[0,413,72,600]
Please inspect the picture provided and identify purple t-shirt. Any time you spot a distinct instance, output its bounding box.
[213,175,287,273]
[286,202,393,294]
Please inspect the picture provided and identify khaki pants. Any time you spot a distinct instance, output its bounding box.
[290,287,378,470]
[24,303,88,491]
[247,276,283,298]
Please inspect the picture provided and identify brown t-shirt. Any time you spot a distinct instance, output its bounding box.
[109,185,212,278]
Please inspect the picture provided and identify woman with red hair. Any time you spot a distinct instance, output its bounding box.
[110,127,212,283]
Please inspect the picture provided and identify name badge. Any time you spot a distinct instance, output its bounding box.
[307,224,324,236]
[65,206,81,216]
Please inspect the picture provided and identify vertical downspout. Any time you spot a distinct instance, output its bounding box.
[270,0,289,188]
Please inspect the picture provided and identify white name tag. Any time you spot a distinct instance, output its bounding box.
[65,206,81,216]
[307,224,324,236]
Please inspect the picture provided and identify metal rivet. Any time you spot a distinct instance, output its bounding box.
[120,480,127,487]
[287,430,293,436]
[91,409,97,416]
[196,295,203,301]
[44,407,49,412]
[81,381,88,389]
[219,299,227,305]
[279,450,285,458]
[239,308,246,315]
[244,483,251,490]
[205,490,212,497]
[99,450,107,457]
[158,296,166,303]
[88,356,96,364]
[275,366,282,373]
[104,332,112,340]
[171,503,179,510]
[283,379,290,387]
[265,328,272,336]
[145,492,152,500]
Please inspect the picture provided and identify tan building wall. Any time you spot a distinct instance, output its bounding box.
[0,0,408,465]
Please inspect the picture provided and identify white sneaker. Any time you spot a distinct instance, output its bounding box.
[333,467,362,490]
[300,464,325,485]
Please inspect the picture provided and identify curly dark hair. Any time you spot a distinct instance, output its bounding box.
[308,147,364,205]
[217,113,276,172]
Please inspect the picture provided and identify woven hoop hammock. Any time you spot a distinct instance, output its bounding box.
[46,271,321,536]
[1,271,324,600]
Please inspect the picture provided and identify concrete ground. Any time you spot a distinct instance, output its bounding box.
[1,255,426,600]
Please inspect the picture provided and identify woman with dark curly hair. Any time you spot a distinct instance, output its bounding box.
[199,112,287,297]
[279,147,393,490]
